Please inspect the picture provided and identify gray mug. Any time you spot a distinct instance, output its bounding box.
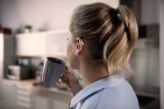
[42,57,65,87]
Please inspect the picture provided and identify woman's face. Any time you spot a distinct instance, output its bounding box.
[67,34,79,69]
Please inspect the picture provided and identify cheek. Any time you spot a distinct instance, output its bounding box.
[67,41,73,58]
[67,43,71,61]
[67,42,78,69]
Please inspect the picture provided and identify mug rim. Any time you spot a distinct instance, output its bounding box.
[47,57,64,64]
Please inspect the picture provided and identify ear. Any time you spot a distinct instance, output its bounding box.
[75,37,84,56]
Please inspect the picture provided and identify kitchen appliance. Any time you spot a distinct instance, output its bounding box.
[7,65,34,80]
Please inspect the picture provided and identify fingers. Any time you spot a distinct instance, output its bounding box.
[58,78,68,87]
[61,67,75,80]
[58,67,82,95]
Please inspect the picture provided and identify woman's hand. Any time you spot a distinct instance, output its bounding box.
[59,67,82,96]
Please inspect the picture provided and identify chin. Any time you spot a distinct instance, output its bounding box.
[68,58,79,70]
[69,62,78,70]
[67,54,79,69]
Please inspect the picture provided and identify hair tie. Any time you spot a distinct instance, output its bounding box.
[116,9,123,21]
[109,9,123,23]
[109,8,130,41]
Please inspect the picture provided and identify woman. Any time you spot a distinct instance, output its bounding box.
[61,2,139,109]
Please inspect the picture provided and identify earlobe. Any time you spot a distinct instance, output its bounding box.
[74,45,79,56]
[77,46,80,49]
[74,37,84,56]
[75,45,81,56]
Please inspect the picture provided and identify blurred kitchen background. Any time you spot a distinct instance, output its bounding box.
[0,0,164,109]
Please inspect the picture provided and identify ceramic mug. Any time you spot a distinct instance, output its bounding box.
[42,57,65,87]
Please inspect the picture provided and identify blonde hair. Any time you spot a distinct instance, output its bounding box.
[70,3,138,75]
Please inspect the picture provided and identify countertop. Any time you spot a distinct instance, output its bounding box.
[2,78,72,99]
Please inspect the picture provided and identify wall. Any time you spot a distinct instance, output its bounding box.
[0,0,119,31]
[141,0,160,24]
[0,4,1,25]
[120,0,159,25]
[0,2,2,26]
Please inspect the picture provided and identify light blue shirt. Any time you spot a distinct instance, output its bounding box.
[70,75,139,109]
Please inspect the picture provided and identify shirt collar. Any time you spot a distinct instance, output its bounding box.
[70,75,124,108]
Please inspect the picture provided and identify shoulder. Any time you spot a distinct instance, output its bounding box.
[96,87,139,109]
[81,79,139,109]
[80,89,104,109]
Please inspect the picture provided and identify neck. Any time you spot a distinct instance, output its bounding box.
[79,64,109,85]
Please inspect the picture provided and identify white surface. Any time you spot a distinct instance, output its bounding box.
[0,34,4,61]
[0,0,119,31]
[16,30,69,57]
[16,32,45,56]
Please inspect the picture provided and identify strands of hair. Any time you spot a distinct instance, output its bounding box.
[70,2,138,75]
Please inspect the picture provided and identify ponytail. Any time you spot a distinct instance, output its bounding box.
[103,6,138,74]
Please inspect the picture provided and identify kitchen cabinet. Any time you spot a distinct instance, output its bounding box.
[0,34,15,105]
[0,33,15,109]
[16,30,69,58]
[0,34,3,109]
[0,34,3,61]
[16,84,34,109]
[34,96,48,109]
[0,101,2,108]
[34,96,69,109]
[33,87,71,109]
[2,80,17,109]
[2,79,71,109]
[16,33,45,57]
[2,80,35,109]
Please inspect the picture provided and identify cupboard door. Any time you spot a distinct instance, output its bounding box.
[53,99,70,109]
[34,96,49,109]
[16,33,45,57]
[16,31,69,57]
[16,84,34,109]
[0,36,2,107]
[0,34,3,61]
[2,81,17,109]
[34,96,69,109]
